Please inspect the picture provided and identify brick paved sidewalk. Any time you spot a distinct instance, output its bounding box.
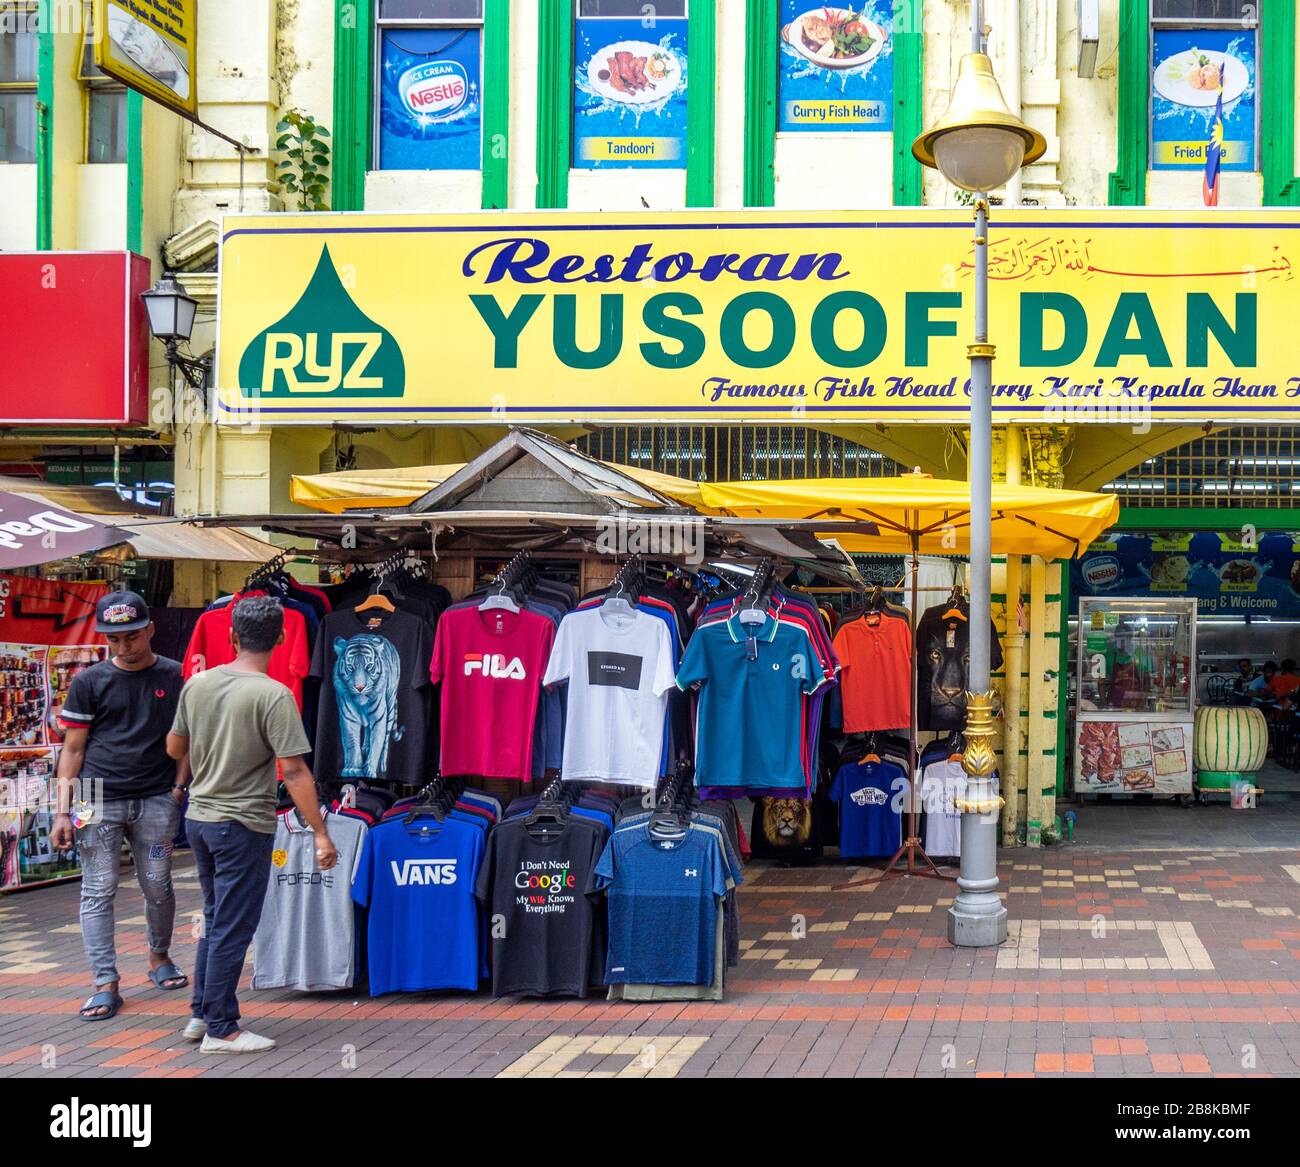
[2,845,1299,1078]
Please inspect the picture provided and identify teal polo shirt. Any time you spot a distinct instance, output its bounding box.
[675,613,825,789]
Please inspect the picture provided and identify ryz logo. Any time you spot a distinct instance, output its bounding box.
[237,245,406,399]
[391,858,458,886]
[463,653,526,679]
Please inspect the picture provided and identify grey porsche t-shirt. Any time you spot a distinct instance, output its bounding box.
[252,809,368,991]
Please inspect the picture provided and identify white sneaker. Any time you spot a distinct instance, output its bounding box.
[200,1031,277,1054]
[181,1018,206,1042]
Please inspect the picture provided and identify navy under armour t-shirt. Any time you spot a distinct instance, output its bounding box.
[592,823,728,986]
[351,816,485,994]
[829,759,906,859]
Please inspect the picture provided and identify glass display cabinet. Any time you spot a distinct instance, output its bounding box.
[1074,597,1197,797]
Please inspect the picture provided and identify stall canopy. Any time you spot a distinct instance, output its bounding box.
[694,476,1120,560]
[0,478,284,565]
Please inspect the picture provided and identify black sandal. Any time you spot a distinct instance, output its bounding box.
[79,990,123,1021]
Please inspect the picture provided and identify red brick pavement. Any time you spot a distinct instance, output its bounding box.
[0,847,1298,1077]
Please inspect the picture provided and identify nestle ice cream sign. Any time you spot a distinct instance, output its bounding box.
[400,61,469,120]
[1081,555,1122,590]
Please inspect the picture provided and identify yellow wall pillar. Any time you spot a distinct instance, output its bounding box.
[1000,427,1026,845]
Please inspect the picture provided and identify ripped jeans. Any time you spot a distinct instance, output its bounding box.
[75,794,180,987]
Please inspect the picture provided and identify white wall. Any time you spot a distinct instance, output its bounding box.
[366,169,483,211]
[774,134,893,208]
[75,165,127,250]
[567,167,686,211]
[0,165,37,249]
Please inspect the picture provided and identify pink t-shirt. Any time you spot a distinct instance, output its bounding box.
[430,605,555,780]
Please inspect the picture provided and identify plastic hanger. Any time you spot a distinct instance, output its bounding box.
[355,590,395,613]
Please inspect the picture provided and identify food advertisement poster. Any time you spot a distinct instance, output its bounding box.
[1151,28,1255,171]
[1073,531,1300,616]
[0,575,108,889]
[93,0,197,118]
[379,27,482,171]
[1076,720,1193,795]
[778,2,894,133]
[573,16,688,168]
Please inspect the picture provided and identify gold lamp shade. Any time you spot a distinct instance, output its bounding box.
[912,53,1047,186]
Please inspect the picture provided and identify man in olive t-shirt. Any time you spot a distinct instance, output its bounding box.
[167,596,337,1055]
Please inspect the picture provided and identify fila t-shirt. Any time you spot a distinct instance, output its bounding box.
[351,816,485,994]
[829,759,906,859]
[542,607,676,786]
[473,816,606,997]
[252,809,368,990]
[430,605,554,780]
[310,608,434,785]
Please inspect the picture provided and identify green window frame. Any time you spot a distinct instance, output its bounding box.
[537,0,717,209]
[742,0,924,208]
[332,0,510,211]
[1111,0,1298,205]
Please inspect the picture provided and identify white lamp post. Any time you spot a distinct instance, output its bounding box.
[912,3,1046,948]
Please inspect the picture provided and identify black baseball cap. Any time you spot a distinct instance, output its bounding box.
[95,591,151,634]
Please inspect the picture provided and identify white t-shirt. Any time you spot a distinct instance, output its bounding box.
[542,606,676,786]
[922,757,965,858]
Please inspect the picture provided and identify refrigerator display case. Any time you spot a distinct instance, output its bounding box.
[1074,597,1197,797]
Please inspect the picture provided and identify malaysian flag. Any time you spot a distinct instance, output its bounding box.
[1202,87,1224,207]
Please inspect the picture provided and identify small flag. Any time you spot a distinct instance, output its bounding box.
[1202,88,1224,207]
[1016,594,1028,633]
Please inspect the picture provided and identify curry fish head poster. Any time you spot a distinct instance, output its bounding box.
[778,1,895,133]
[573,14,688,168]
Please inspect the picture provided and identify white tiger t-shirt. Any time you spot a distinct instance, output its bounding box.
[309,608,435,785]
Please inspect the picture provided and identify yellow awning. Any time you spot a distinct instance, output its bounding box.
[290,461,706,513]
[694,476,1119,559]
[290,465,466,513]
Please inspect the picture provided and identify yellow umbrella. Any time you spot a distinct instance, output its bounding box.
[695,475,1119,559]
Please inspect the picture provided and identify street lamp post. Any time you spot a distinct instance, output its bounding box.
[912,3,1046,947]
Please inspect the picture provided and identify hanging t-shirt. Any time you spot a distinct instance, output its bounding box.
[921,756,965,858]
[542,606,676,786]
[915,603,1004,732]
[430,605,554,780]
[474,816,606,998]
[59,656,183,800]
[593,823,728,986]
[252,809,368,991]
[351,816,485,994]
[829,758,907,859]
[310,608,434,784]
[183,597,310,707]
[675,614,825,790]
[833,613,913,732]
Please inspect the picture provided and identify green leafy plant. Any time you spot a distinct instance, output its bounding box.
[275,109,331,211]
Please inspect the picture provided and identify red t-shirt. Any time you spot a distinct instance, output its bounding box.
[181,597,311,708]
[430,605,555,780]
[833,612,913,733]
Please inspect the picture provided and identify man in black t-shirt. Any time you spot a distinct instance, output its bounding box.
[50,592,189,1021]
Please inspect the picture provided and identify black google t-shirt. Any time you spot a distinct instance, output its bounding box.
[60,657,183,799]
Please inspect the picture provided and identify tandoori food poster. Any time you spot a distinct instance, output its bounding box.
[572,16,688,169]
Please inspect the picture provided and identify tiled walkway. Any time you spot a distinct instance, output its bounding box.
[2,845,1300,1078]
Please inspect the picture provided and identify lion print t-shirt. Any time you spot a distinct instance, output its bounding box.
[914,602,1004,732]
[310,608,435,784]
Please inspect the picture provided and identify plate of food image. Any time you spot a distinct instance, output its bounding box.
[781,7,888,70]
[586,41,682,106]
[1153,46,1249,108]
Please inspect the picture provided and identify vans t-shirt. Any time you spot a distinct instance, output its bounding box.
[542,607,676,786]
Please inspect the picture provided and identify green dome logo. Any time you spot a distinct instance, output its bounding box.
[238,244,405,398]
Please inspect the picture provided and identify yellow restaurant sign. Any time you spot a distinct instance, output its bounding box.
[94,0,197,118]
[215,208,1300,425]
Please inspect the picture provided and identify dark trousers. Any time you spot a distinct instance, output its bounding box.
[187,818,274,1039]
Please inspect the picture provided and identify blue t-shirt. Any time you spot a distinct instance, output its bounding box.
[829,759,906,859]
[675,614,823,789]
[593,823,728,986]
[352,817,486,994]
